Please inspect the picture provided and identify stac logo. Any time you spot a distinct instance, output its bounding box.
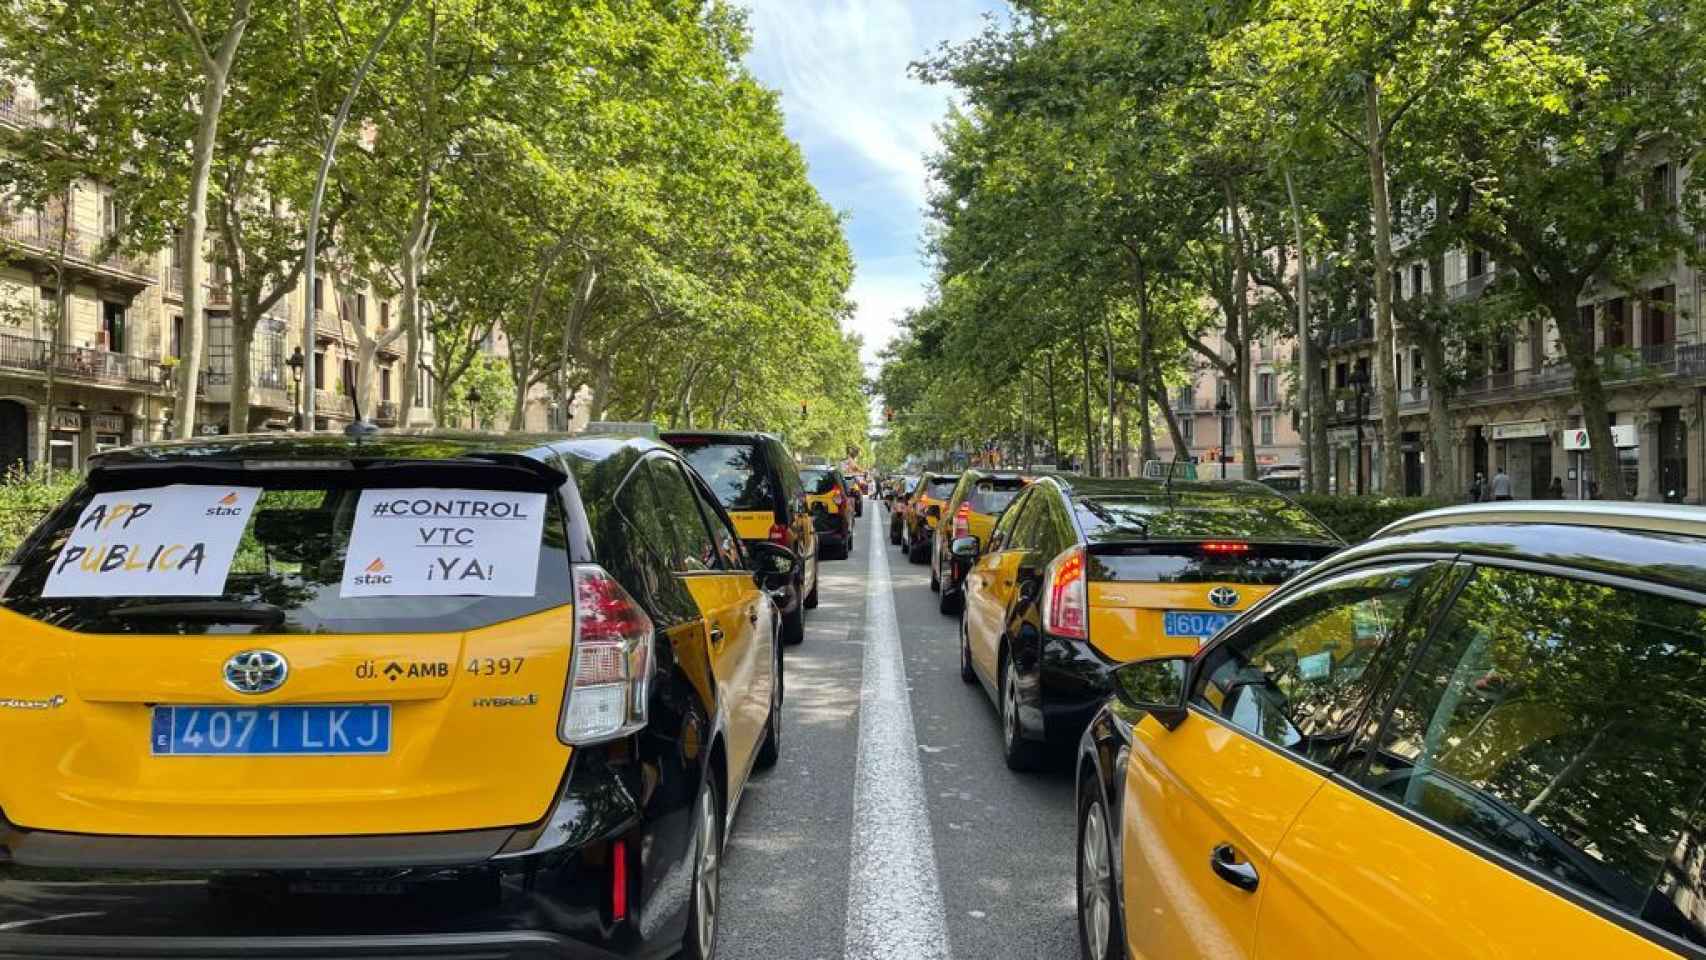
[224,650,289,695]
[1207,586,1241,609]
[206,491,246,518]
[353,557,394,586]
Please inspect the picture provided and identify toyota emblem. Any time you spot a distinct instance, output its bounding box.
[1208,586,1240,609]
[223,650,289,695]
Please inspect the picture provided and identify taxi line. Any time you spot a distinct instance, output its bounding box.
[842,527,953,960]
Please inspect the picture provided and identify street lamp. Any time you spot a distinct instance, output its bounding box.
[286,346,305,429]
[1347,367,1369,496]
[1214,394,1232,479]
[466,387,482,431]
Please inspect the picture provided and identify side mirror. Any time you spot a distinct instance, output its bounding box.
[747,541,800,590]
[949,535,980,560]
[1111,657,1191,730]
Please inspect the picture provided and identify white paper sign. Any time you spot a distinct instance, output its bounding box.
[41,485,263,598]
[340,489,547,598]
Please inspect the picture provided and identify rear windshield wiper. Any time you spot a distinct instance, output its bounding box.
[109,601,287,626]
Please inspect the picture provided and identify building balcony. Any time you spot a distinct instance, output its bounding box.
[1454,343,1706,404]
[0,214,156,287]
[0,92,48,129]
[199,368,292,411]
[314,389,355,418]
[0,329,168,390]
[1446,271,1497,303]
[1328,319,1374,347]
[375,400,399,425]
[1399,385,1430,411]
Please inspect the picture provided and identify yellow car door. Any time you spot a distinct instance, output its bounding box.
[1260,563,1706,960]
[1120,563,1443,960]
[650,458,768,776]
[965,490,1043,684]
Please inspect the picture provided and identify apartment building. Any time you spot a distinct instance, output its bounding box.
[0,87,440,476]
[1326,158,1704,503]
[1152,328,1304,473]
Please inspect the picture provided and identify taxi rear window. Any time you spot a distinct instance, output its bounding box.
[1,478,570,635]
[967,478,1023,515]
[800,468,838,495]
[1073,492,1337,543]
[670,440,778,512]
[1088,544,1336,586]
[925,478,959,499]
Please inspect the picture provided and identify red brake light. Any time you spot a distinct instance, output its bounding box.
[832,486,845,506]
[769,523,792,547]
[952,503,971,539]
[1201,541,1251,554]
[612,838,629,921]
[1041,546,1088,640]
[563,564,654,743]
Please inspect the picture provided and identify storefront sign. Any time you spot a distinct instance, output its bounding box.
[91,413,124,434]
[51,410,82,432]
[1489,420,1548,441]
[41,485,262,598]
[340,489,547,598]
[1563,424,1639,450]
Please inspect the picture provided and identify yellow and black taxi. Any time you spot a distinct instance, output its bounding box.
[951,475,1340,770]
[888,474,922,545]
[799,464,855,560]
[0,430,794,960]
[931,468,1027,614]
[1075,501,1706,960]
[662,430,819,644]
[902,471,961,565]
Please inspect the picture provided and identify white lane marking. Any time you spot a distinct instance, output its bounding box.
[844,529,952,960]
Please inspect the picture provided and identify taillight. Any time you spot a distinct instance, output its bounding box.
[1041,546,1089,640]
[769,522,792,547]
[952,503,971,539]
[562,564,654,744]
[832,486,845,507]
[1201,541,1251,554]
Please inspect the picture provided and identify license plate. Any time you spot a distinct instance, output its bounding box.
[1163,611,1235,640]
[151,705,391,756]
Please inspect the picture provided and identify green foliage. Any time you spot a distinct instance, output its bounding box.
[440,353,514,431]
[1291,494,1451,542]
[0,464,80,561]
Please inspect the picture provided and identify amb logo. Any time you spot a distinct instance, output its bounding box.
[378,660,449,682]
[352,557,394,587]
[205,491,246,518]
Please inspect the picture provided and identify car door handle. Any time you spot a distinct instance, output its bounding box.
[747,607,759,625]
[709,626,726,646]
[1209,844,1259,892]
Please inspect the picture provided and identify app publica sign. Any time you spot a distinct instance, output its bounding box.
[340,489,547,598]
[41,486,262,597]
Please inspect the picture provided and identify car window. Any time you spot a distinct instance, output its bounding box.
[1194,563,1441,768]
[800,468,838,495]
[925,476,959,500]
[647,458,722,573]
[614,464,676,571]
[679,463,743,570]
[1009,489,1054,552]
[989,488,1030,551]
[1,477,572,635]
[672,439,776,513]
[968,478,1023,515]
[1357,565,1706,946]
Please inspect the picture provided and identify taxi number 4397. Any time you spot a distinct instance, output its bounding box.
[466,656,524,677]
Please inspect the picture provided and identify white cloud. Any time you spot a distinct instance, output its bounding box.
[742,1,1003,367]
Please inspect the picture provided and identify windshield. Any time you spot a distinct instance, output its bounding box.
[672,441,777,513]
[967,479,1022,515]
[1074,493,1337,544]
[1090,544,1336,586]
[800,468,838,495]
[924,477,959,500]
[2,480,570,634]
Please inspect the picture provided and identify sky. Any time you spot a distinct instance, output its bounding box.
[741,0,1009,373]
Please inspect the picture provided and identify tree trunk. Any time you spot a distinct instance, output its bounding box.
[1136,265,1157,464]
[1225,185,1258,480]
[1310,343,1330,494]
[1079,320,1096,476]
[1103,315,1116,474]
[1150,377,1190,459]
[1550,296,1626,498]
[172,70,234,437]
[1421,250,1457,497]
[228,310,255,433]
[1365,80,1403,493]
[1285,165,1314,491]
[1046,350,1061,464]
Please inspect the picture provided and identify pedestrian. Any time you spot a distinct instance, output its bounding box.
[1548,476,1565,499]
[1469,472,1486,502]
[1491,466,1514,501]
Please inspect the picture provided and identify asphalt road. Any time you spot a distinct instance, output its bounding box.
[719,501,1080,960]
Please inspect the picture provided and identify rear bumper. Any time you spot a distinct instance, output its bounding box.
[0,747,688,960]
[1036,633,1120,750]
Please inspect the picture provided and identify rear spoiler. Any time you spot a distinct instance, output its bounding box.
[1083,539,1342,558]
[84,453,567,495]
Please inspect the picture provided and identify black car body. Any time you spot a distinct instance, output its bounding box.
[0,431,789,960]
[661,430,821,644]
[799,465,855,561]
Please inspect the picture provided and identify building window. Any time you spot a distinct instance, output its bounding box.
[1646,163,1676,217]
[1260,414,1274,446]
[1645,286,1675,347]
[1335,362,1348,390]
[1179,417,1194,444]
[256,322,286,389]
[1604,297,1628,348]
[313,350,325,389]
[340,357,356,396]
[1410,263,1423,298]
[1468,248,1488,278]
[1257,372,1275,406]
[101,302,125,353]
[171,315,184,359]
[170,231,185,270]
[380,300,390,330]
[313,277,324,311]
[380,366,392,403]
[101,195,122,240]
[205,313,232,383]
[355,293,367,328]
